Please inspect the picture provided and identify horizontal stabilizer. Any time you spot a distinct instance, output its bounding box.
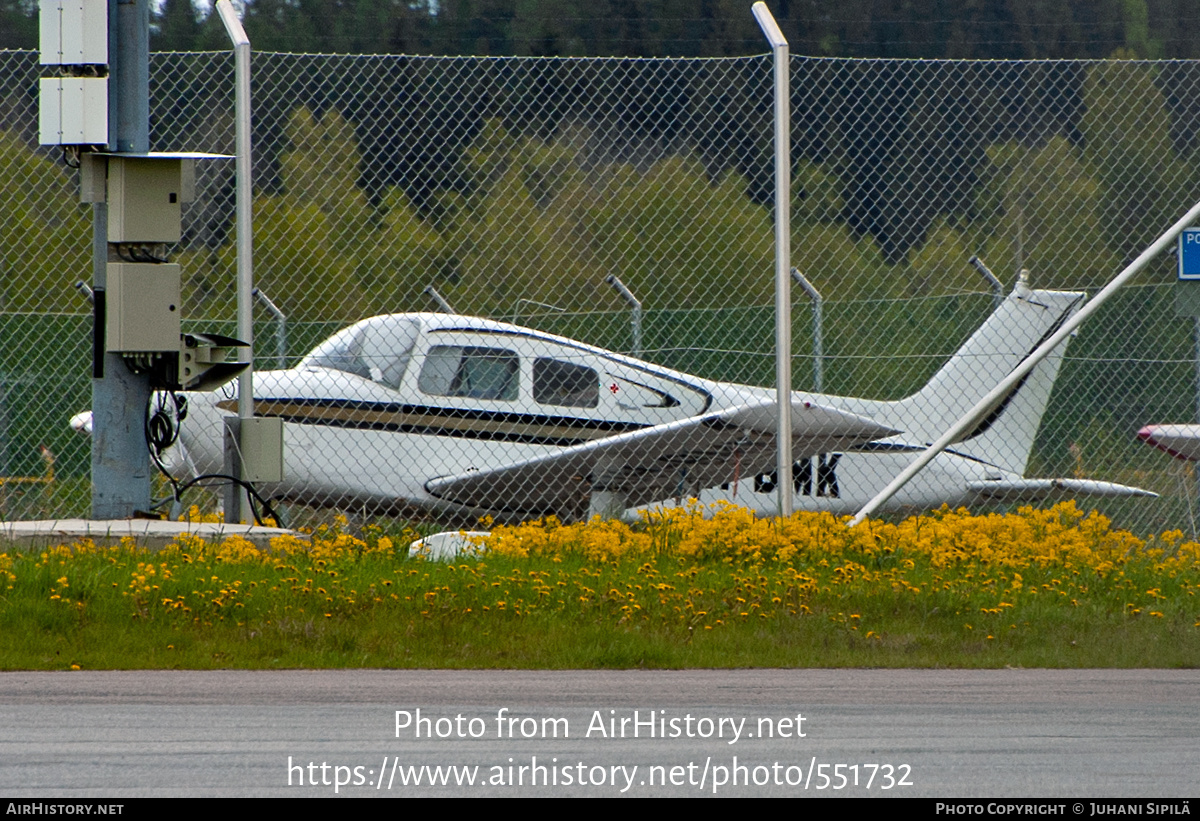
[967,478,1157,502]
[1137,425,1200,462]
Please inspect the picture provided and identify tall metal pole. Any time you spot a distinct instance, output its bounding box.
[92,0,152,518]
[216,0,253,522]
[0,372,7,482]
[753,2,792,517]
[1192,317,1200,517]
[217,1,252,423]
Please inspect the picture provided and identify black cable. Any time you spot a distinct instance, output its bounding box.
[141,392,286,529]
[114,244,169,264]
[173,473,285,529]
[145,391,185,505]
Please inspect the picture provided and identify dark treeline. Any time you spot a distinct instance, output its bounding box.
[2,0,1199,59]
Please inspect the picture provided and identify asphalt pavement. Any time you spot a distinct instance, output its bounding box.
[1,669,1197,797]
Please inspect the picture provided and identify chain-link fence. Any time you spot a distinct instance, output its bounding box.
[3,48,1200,535]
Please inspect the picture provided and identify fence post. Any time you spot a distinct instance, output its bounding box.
[791,268,823,393]
[253,288,286,370]
[217,0,254,522]
[753,1,792,518]
[605,274,643,358]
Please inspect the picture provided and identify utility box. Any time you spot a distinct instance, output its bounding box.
[239,416,285,483]
[222,416,286,522]
[105,262,181,352]
[38,0,108,146]
[39,0,107,65]
[39,76,107,145]
[106,156,194,243]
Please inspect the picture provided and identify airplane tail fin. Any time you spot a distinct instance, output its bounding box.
[888,281,1084,475]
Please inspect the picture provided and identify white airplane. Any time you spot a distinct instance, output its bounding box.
[73,279,1155,522]
[1137,424,1200,462]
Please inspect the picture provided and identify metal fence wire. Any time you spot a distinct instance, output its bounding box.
[2,49,1200,535]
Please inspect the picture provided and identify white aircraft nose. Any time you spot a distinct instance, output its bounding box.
[409,531,491,560]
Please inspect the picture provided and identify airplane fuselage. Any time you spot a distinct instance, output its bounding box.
[180,384,1046,520]
[693,447,997,515]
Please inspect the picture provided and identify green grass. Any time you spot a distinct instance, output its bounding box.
[2,507,1198,669]
[5,592,1197,670]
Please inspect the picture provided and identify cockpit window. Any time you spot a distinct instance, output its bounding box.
[360,318,420,389]
[302,317,419,390]
[305,325,369,379]
[534,358,598,407]
[419,346,519,401]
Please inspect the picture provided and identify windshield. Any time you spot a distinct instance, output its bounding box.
[302,316,420,390]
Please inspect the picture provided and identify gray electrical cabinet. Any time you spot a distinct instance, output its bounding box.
[38,0,108,146]
[106,156,195,243]
[39,77,107,146]
[105,262,182,352]
[239,417,285,483]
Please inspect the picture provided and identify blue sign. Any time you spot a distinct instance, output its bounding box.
[1180,228,1200,280]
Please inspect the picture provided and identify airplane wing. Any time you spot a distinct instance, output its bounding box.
[1137,425,1200,462]
[426,399,898,515]
[966,478,1157,502]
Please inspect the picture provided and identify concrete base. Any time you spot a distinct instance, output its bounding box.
[0,519,302,552]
